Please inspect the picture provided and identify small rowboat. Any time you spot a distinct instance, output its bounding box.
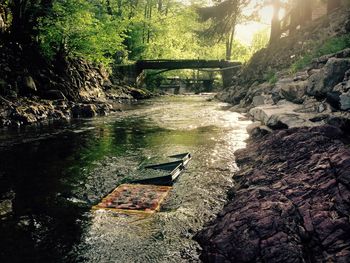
[132,153,191,186]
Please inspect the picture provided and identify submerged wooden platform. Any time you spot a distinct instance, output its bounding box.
[92,153,191,216]
[92,184,172,216]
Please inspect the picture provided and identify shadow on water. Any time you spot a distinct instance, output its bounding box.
[0,95,251,263]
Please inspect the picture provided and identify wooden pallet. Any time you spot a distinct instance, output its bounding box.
[92,184,172,216]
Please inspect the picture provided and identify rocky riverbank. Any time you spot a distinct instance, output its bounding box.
[195,125,350,262]
[195,8,350,263]
[217,8,350,132]
[227,47,350,132]
[0,85,151,127]
[0,42,152,127]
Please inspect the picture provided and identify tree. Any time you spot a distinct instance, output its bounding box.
[197,0,250,60]
[6,0,54,43]
[38,0,128,64]
[269,0,282,44]
[297,0,312,26]
[0,3,7,34]
[327,0,341,13]
[251,28,269,53]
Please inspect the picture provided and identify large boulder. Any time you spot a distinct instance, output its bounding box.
[307,58,350,98]
[252,94,274,107]
[41,90,67,101]
[241,82,281,108]
[216,85,247,105]
[277,78,307,103]
[327,80,350,111]
[72,104,98,118]
[22,76,37,93]
[249,101,319,129]
[326,112,350,131]
[339,91,350,110]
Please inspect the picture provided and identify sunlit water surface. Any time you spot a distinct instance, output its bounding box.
[0,95,251,263]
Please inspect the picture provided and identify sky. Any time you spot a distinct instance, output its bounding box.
[178,0,286,45]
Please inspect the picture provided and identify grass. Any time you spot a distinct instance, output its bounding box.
[289,34,350,73]
[264,71,278,84]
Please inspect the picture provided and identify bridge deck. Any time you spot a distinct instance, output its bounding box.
[135,59,240,70]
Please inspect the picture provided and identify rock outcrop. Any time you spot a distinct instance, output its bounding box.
[225,47,350,131]
[195,126,350,263]
[0,42,152,127]
[217,8,350,131]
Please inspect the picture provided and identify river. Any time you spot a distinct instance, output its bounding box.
[0,95,251,263]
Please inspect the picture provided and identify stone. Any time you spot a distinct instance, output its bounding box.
[246,122,272,138]
[249,101,318,129]
[246,122,262,135]
[72,104,97,118]
[0,199,12,217]
[307,58,350,98]
[344,69,350,81]
[42,90,67,101]
[297,96,331,114]
[339,91,350,110]
[326,80,350,110]
[11,107,38,124]
[23,76,37,93]
[326,112,350,131]
[252,94,274,107]
[196,126,350,263]
[327,91,342,109]
[293,71,309,81]
[277,79,307,103]
[102,79,113,89]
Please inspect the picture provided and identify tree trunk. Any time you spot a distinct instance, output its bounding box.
[225,27,235,61]
[327,0,341,13]
[289,7,298,34]
[0,5,6,33]
[301,0,312,25]
[10,0,29,42]
[147,0,153,43]
[158,0,162,13]
[106,0,113,15]
[142,1,148,43]
[269,0,281,44]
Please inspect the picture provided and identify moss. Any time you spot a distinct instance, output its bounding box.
[290,54,314,73]
[290,34,350,73]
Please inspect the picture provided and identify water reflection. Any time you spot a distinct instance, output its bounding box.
[0,95,251,263]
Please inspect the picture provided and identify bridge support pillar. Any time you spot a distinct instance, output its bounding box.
[221,67,237,88]
[113,64,139,86]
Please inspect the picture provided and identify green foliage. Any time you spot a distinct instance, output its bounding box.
[36,0,253,67]
[38,0,128,65]
[264,70,278,84]
[290,34,350,73]
[289,54,313,73]
[251,28,269,54]
[144,72,166,91]
[316,34,350,56]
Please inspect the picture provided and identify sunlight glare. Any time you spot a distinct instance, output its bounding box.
[259,5,286,24]
[236,4,286,45]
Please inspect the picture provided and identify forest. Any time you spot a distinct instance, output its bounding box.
[0,0,271,66]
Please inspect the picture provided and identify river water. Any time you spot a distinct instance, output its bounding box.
[0,95,251,263]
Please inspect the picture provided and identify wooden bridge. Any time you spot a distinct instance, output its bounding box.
[113,59,241,88]
[134,59,240,71]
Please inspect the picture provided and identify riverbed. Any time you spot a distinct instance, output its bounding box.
[0,95,251,263]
